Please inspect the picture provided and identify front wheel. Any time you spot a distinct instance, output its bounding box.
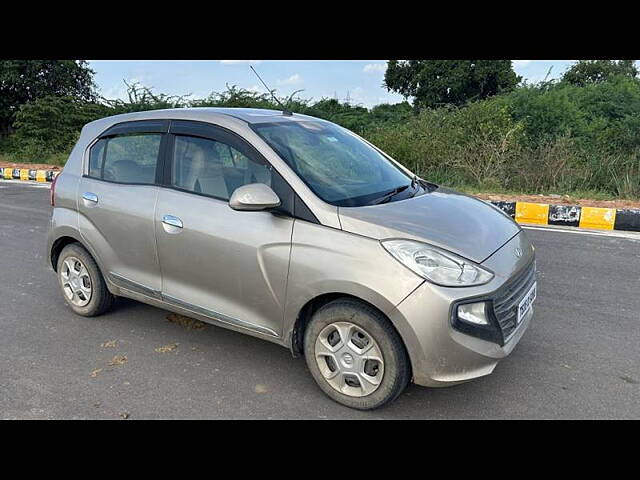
[303,298,411,410]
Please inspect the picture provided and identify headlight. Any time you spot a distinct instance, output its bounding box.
[381,239,494,287]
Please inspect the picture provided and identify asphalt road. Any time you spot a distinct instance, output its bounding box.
[1,181,639,419]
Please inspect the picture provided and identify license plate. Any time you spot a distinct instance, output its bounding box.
[517,282,537,324]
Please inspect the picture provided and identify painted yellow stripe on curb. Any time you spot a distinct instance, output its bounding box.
[20,169,29,181]
[515,202,549,225]
[579,207,616,230]
[36,170,47,182]
[3,169,12,179]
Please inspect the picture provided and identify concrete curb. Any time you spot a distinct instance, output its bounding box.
[490,200,640,232]
[0,167,59,183]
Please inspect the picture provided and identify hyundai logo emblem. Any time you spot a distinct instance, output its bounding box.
[514,248,523,258]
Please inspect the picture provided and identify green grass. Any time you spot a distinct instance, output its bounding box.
[452,183,623,201]
[0,151,68,166]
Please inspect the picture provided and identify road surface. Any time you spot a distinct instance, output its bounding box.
[1,181,638,419]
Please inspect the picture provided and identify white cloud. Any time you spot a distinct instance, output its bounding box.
[278,73,302,86]
[512,60,533,67]
[363,63,386,74]
[220,60,262,65]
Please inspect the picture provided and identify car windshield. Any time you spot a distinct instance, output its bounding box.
[252,120,415,207]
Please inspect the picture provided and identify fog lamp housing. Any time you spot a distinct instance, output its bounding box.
[457,302,489,325]
[451,298,504,345]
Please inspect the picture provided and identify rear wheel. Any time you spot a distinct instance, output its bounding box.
[303,298,411,410]
[57,243,114,317]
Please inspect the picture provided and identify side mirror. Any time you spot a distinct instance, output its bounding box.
[229,183,281,211]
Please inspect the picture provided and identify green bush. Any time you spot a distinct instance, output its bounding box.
[367,77,640,198]
[11,95,111,158]
[366,100,524,189]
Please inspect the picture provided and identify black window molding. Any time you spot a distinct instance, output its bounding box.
[99,119,170,138]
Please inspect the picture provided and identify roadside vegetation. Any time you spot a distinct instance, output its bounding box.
[1,60,639,199]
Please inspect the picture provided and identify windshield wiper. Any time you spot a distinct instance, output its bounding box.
[408,175,421,198]
[372,184,410,205]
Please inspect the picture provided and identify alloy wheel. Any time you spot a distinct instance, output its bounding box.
[60,256,92,307]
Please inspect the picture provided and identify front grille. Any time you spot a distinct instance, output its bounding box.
[492,260,536,341]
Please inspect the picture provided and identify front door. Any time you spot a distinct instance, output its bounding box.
[154,122,294,338]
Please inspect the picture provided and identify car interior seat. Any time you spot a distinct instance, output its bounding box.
[105,159,144,183]
[193,144,229,199]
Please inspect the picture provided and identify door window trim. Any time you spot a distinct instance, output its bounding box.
[163,120,319,222]
[83,120,169,186]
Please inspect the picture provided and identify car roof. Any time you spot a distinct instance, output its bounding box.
[85,107,327,129]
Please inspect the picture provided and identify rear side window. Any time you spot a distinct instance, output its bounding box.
[88,133,162,184]
[88,139,106,178]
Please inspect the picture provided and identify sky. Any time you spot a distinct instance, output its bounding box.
[87,60,582,108]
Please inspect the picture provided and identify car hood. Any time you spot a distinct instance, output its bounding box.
[337,187,521,263]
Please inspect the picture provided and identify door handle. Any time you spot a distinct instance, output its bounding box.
[162,215,183,232]
[82,192,98,205]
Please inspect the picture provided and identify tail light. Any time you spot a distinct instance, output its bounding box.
[50,173,59,206]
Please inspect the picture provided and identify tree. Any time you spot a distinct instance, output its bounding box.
[384,60,521,109]
[104,80,191,114]
[0,60,96,136]
[561,60,638,87]
[12,96,111,156]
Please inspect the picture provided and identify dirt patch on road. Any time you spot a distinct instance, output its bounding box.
[474,193,640,209]
[108,355,128,366]
[167,313,206,330]
[155,343,178,353]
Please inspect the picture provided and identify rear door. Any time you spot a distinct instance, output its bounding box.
[78,120,168,298]
[154,120,295,338]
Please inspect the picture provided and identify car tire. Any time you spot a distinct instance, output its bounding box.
[56,243,115,317]
[304,298,411,410]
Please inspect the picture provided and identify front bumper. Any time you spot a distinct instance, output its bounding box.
[389,231,536,387]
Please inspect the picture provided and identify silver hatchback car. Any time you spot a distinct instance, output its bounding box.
[47,108,536,410]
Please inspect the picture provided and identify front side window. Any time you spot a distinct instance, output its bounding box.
[171,135,272,200]
[88,133,162,184]
[252,120,418,207]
